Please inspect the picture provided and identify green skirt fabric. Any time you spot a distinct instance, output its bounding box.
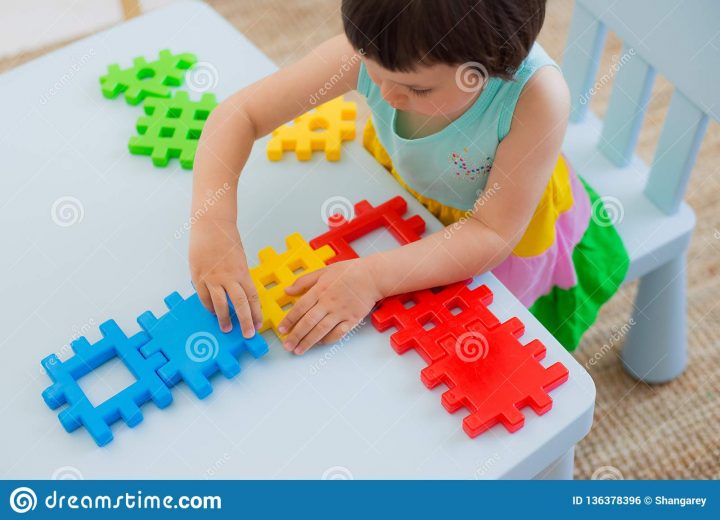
[529,177,629,350]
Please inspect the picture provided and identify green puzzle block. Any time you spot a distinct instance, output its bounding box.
[128,91,218,170]
[100,49,197,105]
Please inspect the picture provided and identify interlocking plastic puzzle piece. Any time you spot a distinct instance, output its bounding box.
[41,320,173,447]
[267,96,357,161]
[250,233,335,337]
[371,282,500,360]
[99,49,197,105]
[129,91,218,169]
[137,292,268,399]
[309,197,426,264]
[372,282,569,437]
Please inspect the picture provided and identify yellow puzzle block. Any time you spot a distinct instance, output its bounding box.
[250,233,335,338]
[267,96,357,161]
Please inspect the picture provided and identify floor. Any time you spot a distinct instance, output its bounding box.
[1,0,718,479]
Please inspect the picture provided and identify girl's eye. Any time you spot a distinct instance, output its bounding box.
[409,87,432,97]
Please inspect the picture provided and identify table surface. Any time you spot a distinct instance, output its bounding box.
[0,1,595,479]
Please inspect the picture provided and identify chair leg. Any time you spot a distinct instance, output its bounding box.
[534,447,575,480]
[622,253,688,383]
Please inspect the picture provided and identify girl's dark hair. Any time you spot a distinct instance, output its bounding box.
[341,0,546,80]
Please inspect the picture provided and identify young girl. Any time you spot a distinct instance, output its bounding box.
[189,0,628,355]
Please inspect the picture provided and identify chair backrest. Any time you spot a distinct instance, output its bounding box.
[562,0,719,215]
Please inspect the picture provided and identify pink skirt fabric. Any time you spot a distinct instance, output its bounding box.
[491,166,592,307]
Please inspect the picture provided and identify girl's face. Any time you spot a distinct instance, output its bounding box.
[363,57,485,118]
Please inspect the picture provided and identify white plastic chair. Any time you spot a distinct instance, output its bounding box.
[560,0,719,382]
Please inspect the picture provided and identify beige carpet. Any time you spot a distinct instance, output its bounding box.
[2,0,717,479]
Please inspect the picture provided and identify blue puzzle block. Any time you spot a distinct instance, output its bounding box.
[137,291,269,400]
[41,320,173,447]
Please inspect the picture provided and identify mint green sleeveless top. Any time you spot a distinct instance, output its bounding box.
[356,44,559,210]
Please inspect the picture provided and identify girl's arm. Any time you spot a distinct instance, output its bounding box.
[279,66,570,353]
[369,66,571,295]
[190,34,361,337]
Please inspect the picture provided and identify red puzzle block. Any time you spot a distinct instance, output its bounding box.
[309,196,426,264]
[371,281,499,362]
[372,282,569,437]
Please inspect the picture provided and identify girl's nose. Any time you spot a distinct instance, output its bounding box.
[380,81,406,106]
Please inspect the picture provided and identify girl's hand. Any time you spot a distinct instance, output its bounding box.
[189,218,262,337]
[278,259,383,355]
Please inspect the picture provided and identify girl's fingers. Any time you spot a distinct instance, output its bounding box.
[209,285,232,332]
[227,283,256,338]
[195,281,215,314]
[283,304,327,351]
[293,315,339,355]
[318,321,352,345]
[278,287,319,336]
[241,279,264,330]
[284,270,322,295]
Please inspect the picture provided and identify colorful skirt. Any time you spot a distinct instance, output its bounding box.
[362,119,629,351]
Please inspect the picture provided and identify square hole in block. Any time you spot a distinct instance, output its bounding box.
[77,357,137,407]
[261,275,279,290]
[166,107,182,118]
[447,298,467,316]
[136,68,155,80]
[287,259,307,276]
[420,314,438,331]
[276,294,294,313]
[194,109,211,121]
[402,298,416,310]
[160,127,175,138]
[309,116,329,132]
[187,129,202,140]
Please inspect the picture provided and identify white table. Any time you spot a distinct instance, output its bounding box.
[0,1,595,479]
